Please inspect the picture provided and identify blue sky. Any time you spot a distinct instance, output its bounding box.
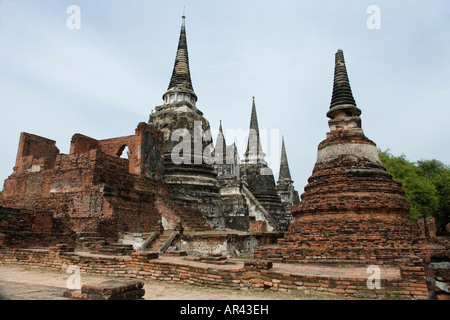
[0,0,449,194]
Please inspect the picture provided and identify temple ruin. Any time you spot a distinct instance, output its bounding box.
[0,16,448,300]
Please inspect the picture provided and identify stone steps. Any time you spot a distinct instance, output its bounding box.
[76,232,107,250]
[145,234,171,252]
[76,232,135,256]
[90,243,135,256]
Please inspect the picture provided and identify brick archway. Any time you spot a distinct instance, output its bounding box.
[116,144,131,159]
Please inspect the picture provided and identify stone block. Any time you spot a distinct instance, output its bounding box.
[244,259,273,270]
[131,251,159,261]
[163,251,187,257]
[65,280,145,300]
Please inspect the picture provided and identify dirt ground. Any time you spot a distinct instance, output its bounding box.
[0,264,352,300]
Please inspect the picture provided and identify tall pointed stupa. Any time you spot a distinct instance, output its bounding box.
[272,49,427,263]
[276,137,299,214]
[240,97,290,230]
[162,15,197,107]
[243,97,266,165]
[149,15,222,228]
[214,121,240,185]
[215,121,227,163]
[278,137,292,182]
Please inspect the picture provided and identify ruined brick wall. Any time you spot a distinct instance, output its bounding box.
[280,213,426,250]
[0,248,430,299]
[1,149,129,239]
[424,250,450,300]
[416,217,438,240]
[71,122,165,180]
[0,206,75,248]
[12,132,60,175]
[0,122,212,246]
[2,150,118,208]
[177,232,281,257]
[249,220,267,232]
[70,134,99,154]
[97,135,141,176]
[154,195,211,231]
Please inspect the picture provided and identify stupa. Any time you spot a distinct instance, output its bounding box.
[257,50,430,264]
[149,16,222,228]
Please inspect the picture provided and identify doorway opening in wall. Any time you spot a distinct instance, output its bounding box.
[117,145,131,159]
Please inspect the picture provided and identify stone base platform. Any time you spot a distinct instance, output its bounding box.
[0,247,432,299]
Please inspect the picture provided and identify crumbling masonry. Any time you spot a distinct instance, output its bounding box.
[0,17,448,300]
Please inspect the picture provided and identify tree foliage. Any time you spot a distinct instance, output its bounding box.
[378,149,449,229]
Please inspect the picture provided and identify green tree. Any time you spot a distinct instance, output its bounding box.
[378,149,439,222]
[416,159,450,229]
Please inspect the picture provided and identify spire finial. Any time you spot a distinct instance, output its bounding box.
[330,49,356,109]
[163,14,197,105]
[278,136,292,182]
[327,49,361,121]
[244,97,266,164]
[183,6,185,18]
[215,120,227,161]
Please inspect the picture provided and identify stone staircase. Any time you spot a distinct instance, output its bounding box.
[145,233,171,252]
[76,232,107,250]
[76,231,134,256]
[140,232,182,253]
[90,243,135,256]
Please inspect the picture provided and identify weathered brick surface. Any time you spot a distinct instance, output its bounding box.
[244,259,273,270]
[0,124,212,246]
[423,250,450,300]
[11,132,60,175]
[0,206,75,248]
[249,220,267,232]
[65,280,145,300]
[278,213,426,252]
[251,49,448,300]
[270,102,436,269]
[0,248,430,299]
[292,157,410,218]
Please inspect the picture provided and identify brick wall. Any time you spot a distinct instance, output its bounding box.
[423,250,450,300]
[12,132,60,175]
[0,124,211,243]
[0,247,430,299]
[0,206,75,248]
[249,220,267,232]
[279,213,426,251]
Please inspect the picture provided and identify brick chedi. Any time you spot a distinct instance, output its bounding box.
[291,49,410,220]
[267,50,432,264]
